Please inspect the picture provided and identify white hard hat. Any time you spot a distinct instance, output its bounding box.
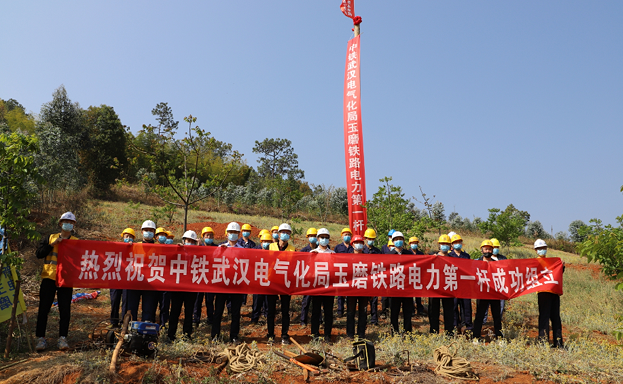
[182,230,198,241]
[448,231,456,239]
[58,212,76,223]
[141,220,157,230]
[226,222,241,232]
[278,223,292,232]
[317,228,330,237]
[534,239,547,249]
[391,231,404,240]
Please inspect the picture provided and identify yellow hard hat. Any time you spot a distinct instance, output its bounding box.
[490,238,501,247]
[438,234,451,244]
[306,228,318,236]
[271,226,279,232]
[259,229,269,237]
[120,228,136,238]
[480,240,494,248]
[166,231,174,238]
[155,227,167,236]
[451,234,462,243]
[241,224,252,231]
[341,228,352,235]
[260,233,273,242]
[409,236,419,244]
[364,228,377,239]
[388,239,394,246]
[201,227,214,237]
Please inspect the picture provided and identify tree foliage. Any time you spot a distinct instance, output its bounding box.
[252,138,304,181]
[365,177,414,242]
[478,204,529,248]
[569,220,588,243]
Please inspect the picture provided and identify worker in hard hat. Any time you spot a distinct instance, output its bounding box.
[110,228,135,329]
[534,239,564,348]
[193,226,217,327]
[346,236,370,339]
[299,228,319,327]
[167,231,200,341]
[428,234,456,336]
[212,222,245,344]
[310,228,335,343]
[35,212,78,351]
[448,234,473,334]
[237,224,256,248]
[472,240,503,341]
[155,227,168,244]
[408,236,427,317]
[387,232,415,335]
[270,225,279,243]
[250,232,272,325]
[165,231,175,244]
[266,223,295,345]
[362,228,380,325]
[334,228,353,318]
[381,229,396,254]
[482,238,507,324]
[258,229,269,239]
[125,220,160,324]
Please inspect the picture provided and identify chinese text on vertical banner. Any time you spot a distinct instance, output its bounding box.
[340,0,355,19]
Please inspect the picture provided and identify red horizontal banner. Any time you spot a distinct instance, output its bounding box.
[57,240,563,299]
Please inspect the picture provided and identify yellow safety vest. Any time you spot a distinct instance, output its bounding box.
[269,242,295,252]
[41,233,78,281]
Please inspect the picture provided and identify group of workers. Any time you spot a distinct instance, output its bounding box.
[33,212,564,352]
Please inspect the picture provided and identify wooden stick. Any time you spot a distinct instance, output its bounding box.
[290,337,307,353]
[4,280,21,358]
[109,311,131,375]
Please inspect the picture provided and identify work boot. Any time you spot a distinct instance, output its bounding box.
[35,337,47,351]
[58,336,69,351]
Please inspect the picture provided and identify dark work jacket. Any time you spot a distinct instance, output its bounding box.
[496,253,507,260]
[334,243,353,253]
[389,248,414,255]
[381,244,392,254]
[410,248,425,255]
[300,243,318,252]
[237,238,256,249]
[365,245,381,254]
[449,249,471,259]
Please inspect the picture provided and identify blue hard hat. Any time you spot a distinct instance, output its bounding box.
[388,229,395,236]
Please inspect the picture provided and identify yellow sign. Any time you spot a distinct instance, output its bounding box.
[0,237,26,323]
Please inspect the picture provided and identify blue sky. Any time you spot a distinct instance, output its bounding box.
[2,1,622,234]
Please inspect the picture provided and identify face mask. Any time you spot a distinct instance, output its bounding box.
[537,249,547,256]
[366,240,374,247]
[319,238,330,247]
[165,239,174,244]
[492,248,499,255]
[185,241,194,246]
[343,235,351,243]
[123,237,133,244]
[228,233,239,242]
[440,244,450,252]
[157,235,167,244]
[242,231,251,238]
[272,232,279,240]
[483,252,493,258]
[354,243,364,251]
[204,238,214,245]
[308,236,317,244]
[389,246,395,252]
[262,242,270,250]
[62,223,74,232]
[453,243,462,250]
[394,240,404,248]
[280,233,290,242]
[410,243,418,250]
[143,231,154,240]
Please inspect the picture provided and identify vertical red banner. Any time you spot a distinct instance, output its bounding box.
[340,0,355,19]
[343,35,367,237]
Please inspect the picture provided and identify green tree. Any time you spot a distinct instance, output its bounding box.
[252,138,304,180]
[478,204,529,248]
[81,105,127,192]
[39,85,84,140]
[0,98,35,134]
[569,220,588,243]
[365,177,414,242]
[0,132,41,267]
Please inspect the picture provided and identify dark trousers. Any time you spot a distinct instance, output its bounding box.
[168,291,198,340]
[414,297,426,314]
[252,294,268,323]
[390,296,413,334]
[429,297,455,335]
[337,296,345,315]
[193,292,215,324]
[454,298,473,330]
[125,289,159,322]
[110,289,124,326]
[369,296,378,324]
[483,300,505,323]
[347,296,368,338]
[538,292,563,346]
[381,296,390,316]
[212,293,243,340]
[267,294,291,339]
[159,291,170,325]
[300,295,312,324]
[36,278,72,338]
[311,296,334,339]
[473,299,503,339]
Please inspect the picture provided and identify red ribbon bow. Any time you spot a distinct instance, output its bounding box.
[353,16,362,25]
